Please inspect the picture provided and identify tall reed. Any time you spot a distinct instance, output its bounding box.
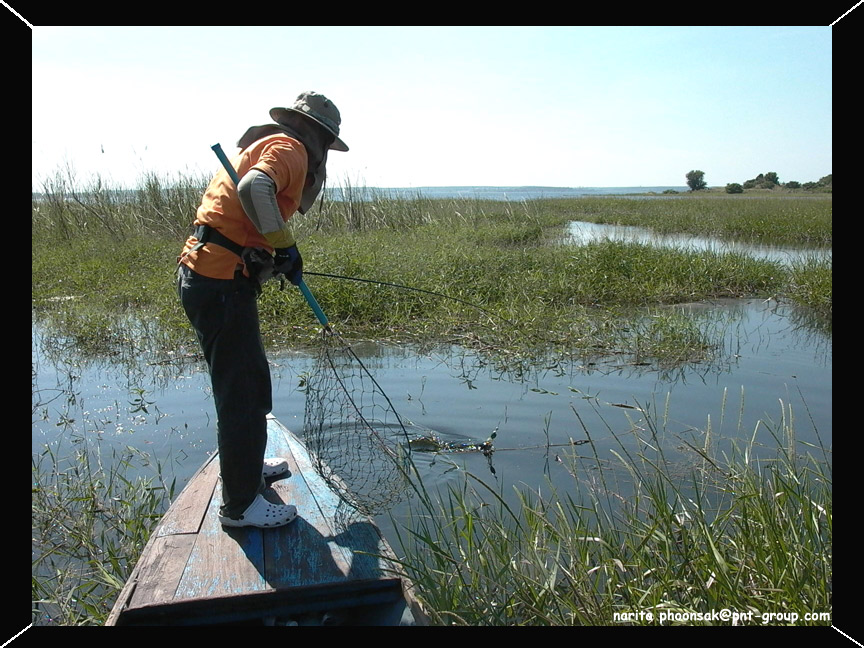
[33,164,207,241]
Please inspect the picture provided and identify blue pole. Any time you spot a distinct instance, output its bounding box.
[296,281,329,327]
[210,143,329,328]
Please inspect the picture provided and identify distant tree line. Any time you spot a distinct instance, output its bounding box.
[725,172,832,194]
[683,170,832,194]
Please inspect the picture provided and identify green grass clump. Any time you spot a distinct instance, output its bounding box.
[393,400,832,626]
[786,256,832,321]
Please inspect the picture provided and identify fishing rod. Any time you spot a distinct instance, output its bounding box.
[301,271,571,348]
[212,143,496,330]
[212,144,532,338]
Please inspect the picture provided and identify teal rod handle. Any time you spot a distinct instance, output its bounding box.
[296,279,329,327]
[211,142,329,328]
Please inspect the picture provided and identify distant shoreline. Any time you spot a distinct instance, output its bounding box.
[31,184,831,202]
[322,185,831,201]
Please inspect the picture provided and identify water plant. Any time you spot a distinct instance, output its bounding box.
[391,396,831,625]
[31,435,175,625]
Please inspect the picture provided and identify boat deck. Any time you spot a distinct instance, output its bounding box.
[107,415,426,626]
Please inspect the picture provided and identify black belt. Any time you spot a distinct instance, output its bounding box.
[191,224,244,257]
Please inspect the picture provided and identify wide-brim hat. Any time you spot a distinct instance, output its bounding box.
[270,91,348,152]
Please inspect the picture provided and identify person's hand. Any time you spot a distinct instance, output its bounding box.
[273,245,303,285]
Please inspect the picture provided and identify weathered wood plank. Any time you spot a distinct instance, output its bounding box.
[109,453,220,621]
[273,419,394,582]
[157,453,218,537]
[111,578,413,625]
[173,459,270,600]
[262,417,357,588]
[125,533,197,609]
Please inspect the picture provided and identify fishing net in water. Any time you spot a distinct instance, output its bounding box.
[302,326,414,523]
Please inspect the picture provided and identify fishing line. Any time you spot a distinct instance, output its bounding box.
[303,270,519,329]
[302,270,574,352]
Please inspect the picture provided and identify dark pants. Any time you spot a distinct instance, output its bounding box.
[177,264,271,518]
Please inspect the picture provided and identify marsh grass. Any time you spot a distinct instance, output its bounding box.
[33,202,832,379]
[31,435,175,625]
[391,396,832,625]
[538,194,832,246]
[31,322,188,626]
[33,164,208,241]
[32,169,830,327]
[787,256,833,321]
[31,169,831,378]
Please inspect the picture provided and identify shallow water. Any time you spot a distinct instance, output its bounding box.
[566,220,832,266]
[32,295,831,535]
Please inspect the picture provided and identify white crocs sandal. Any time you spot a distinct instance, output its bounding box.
[262,457,290,478]
[219,494,298,528]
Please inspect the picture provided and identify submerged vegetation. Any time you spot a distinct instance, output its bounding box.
[32,166,831,625]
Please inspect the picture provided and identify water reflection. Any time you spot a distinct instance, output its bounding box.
[32,295,831,531]
[565,220,832,266]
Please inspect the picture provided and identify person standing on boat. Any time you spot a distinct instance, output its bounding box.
[177,91,348,528]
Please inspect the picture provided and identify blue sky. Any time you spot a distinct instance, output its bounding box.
[31,26,832,190]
